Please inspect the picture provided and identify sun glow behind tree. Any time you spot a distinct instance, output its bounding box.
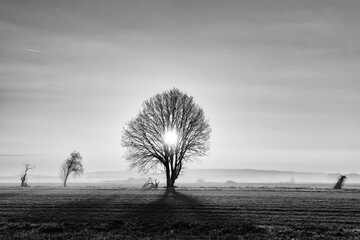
[163,128,178,146]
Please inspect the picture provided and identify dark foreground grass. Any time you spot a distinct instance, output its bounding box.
[2,218,263,239]
[2,220,359,240]
[1,187,360,239]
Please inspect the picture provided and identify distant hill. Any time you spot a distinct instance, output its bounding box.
[178,169,360,184]
[1,169,359,184]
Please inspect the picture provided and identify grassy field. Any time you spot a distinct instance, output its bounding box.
[1,186,360,239]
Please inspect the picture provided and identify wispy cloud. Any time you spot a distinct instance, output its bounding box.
[25,48,45,53]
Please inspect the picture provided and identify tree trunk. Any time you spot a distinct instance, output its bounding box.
[166,178,175,188]
[165,164,175,189]
[21,177,25,187]
[21,172,27,187]
[334,177,345,189]
[64,174,69,187]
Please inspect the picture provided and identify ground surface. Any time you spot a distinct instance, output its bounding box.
[1,186,360,239]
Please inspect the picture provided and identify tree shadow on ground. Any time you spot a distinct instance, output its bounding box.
[126,188,209,222]
[5,189,262,238]
[122,188,261,238]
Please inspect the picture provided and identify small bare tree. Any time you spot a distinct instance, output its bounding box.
[334,175,346,189]
[142,177,159,190]
[60,151,84,187]
[122,88,211,189]
[20,163,35,187]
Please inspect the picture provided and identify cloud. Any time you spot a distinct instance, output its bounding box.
[25,48,45,53]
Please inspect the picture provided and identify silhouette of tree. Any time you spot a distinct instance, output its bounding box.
[60,151,84,187]
[122,88,211,188]
[20,163,35,187]
[334,175,346,189]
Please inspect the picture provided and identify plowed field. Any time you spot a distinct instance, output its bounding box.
[1,187,359,239]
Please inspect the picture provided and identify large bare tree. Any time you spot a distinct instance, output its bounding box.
[122,88,211,188]
[60,151,84,187]
[20,163,35,187]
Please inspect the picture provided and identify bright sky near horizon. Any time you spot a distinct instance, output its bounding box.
[1,0,360,176]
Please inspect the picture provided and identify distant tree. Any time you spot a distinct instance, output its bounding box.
[334,175,346,189]
[20,163,35,187]
[60,151,84,187]
[122,88,211,188]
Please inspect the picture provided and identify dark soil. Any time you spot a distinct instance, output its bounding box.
[1,187,359,239]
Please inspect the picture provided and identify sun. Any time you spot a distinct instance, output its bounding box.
[163,129,178,146]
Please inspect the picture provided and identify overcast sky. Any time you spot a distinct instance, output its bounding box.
[1,0,359,176]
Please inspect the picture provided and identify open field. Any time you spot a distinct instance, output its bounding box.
[1,186,360,239]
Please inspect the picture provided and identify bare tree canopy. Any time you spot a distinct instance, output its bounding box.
[122,88,211,188]
[20,163,35,187]
[60,151,84,187]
